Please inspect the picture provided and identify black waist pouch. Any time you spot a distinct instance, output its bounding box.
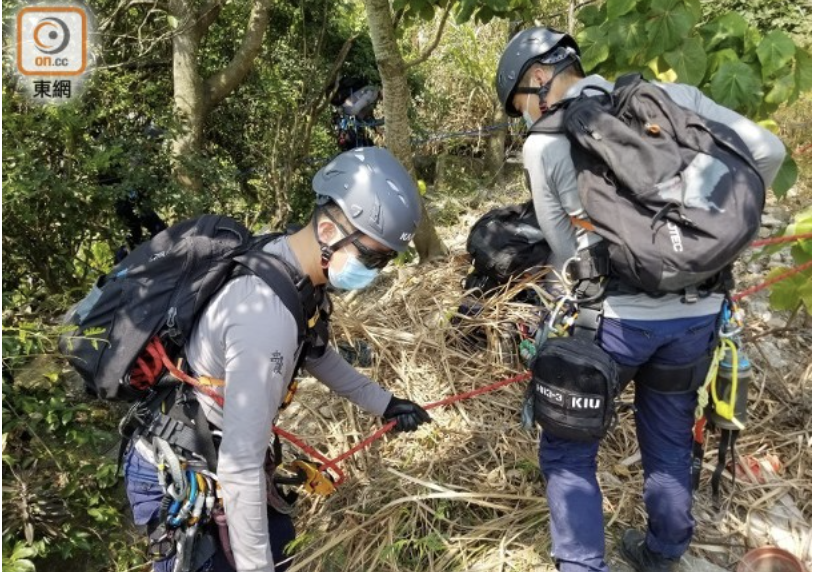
[531,336,619,442]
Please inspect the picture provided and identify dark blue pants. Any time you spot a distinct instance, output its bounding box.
[124,447,296,572]
[539,314,718,572]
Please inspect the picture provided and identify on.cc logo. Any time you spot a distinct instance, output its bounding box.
[33,17,71,54]
[16,6,87,76]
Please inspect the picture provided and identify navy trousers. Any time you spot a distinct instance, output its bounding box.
[124,447,296,572]
[539,314,718,572]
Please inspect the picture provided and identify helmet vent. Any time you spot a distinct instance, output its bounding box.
[386,179,402,195]
[369,196,383,233]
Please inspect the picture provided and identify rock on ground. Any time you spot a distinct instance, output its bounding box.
[609,553,729,572]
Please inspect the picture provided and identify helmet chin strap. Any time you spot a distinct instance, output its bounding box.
[536,55,580,115]
[313,214,334,278]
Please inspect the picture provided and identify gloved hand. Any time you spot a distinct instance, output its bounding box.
[383,396,431,432]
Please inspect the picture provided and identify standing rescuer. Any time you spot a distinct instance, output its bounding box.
[123,147,432,572]
[495,27,785,572]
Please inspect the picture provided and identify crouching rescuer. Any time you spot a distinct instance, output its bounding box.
[61,148,431,571]
[495,27,786,572]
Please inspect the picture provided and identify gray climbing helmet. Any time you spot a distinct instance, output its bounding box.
[495,27,580,117]
[313,147,422,252]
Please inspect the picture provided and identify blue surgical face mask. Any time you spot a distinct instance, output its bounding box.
[522,93,536,128]
[329,252,379,290]
[523,110,535,128]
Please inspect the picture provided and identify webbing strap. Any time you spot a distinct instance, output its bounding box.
[711,428,739,505]
[148,413,202,457]
[572,305,602,340]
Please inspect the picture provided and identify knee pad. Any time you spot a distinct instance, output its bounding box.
[637,355,712,394]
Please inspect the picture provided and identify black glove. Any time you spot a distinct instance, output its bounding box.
[383,396,431,432]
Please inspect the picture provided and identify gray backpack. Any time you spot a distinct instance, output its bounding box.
[530,74,765,293]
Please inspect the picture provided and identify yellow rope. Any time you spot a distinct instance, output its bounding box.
[695,338,730,421]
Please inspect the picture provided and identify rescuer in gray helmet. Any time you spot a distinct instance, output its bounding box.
[122,147,430,572]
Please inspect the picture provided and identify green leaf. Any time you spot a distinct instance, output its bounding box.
[607,0,637,20]
[765,73,795,105]
[576,26,610,72]
[645,6,694,60]
[700,12,748,51]
[578,5,606,27]
[664,38,707,86]
[166,15,178,29]
[474,6,494,23]
[768,269,811,312]
[709,61,762,114]
[419,3,435,21]
[455,0,476,23]
[650,0,679,10]
[682,0,702,22]
[799,275,812,315]
[791,243,812,266]
[771,153,798,198]
[9,560,36,572]
[707,49,740,76]
[11,545,37,561]
[743,27,762,57]
[609,15,647,66]
[757,31,797,79]
[790,207,812,237]
[795,48,812,95]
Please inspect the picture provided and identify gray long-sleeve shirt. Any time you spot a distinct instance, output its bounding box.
[180,237,391,571]
[524,75,786,320]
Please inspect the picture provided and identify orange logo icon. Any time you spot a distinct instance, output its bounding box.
[17,6,87,76]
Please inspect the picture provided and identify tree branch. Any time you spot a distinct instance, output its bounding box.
[197,0,223,35]
[392,7,405,30]
[311,35,357,122]
[404,2,452,69]
[204,0,271,109]
[99,0,167,32]
[536,0,598,23]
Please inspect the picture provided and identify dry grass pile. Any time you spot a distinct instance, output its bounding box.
[276,206,811,572]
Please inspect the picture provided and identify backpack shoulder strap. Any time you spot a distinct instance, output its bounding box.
[612,72,644,91]
[231,251,309,344]
[527,105,568,134]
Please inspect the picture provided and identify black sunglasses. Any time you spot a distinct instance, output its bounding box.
[324,211,397,270]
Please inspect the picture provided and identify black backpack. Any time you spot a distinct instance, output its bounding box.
[59,215,316,401]
[464,202,551,294]
[530,74,765,293]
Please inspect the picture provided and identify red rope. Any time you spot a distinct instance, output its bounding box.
[749,233,812,248]
[154,339,226,406]
[306,371,532,476]
[149,230,814,488]
[732,260,812,302]
[272,426,347,484]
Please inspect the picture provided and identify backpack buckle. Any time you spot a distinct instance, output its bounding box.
[682,285,699,304]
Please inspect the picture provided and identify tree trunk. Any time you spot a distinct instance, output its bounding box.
[168,0,270,196]
[485,103,507,180]
[362,0,446,261]
[486,21,522,186]
[169,0,205,193]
